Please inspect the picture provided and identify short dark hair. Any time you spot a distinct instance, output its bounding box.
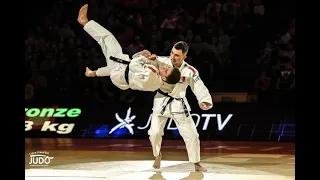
[165,68,181,84]
[174,41,189,55]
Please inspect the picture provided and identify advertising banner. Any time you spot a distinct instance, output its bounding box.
[25,103,295,142]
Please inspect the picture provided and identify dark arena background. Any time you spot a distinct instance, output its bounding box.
[25,0,295,179]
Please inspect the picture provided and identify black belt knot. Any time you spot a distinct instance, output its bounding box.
[157,89,189,117]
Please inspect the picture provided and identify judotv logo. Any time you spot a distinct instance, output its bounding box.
[109,107,233,136]
[25,108,81,134]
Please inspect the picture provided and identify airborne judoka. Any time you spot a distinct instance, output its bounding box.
[77,4,181,91]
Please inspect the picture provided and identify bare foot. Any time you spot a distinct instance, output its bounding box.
[85,67,96,77]
[77,4,89,26]
[195,163,207,172]
[152,154,162,169]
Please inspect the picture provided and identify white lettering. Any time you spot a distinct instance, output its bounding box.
[25,121,75,134]
[25,121,34,131]
[137,114,152,130]
[40,121,75,134]
[201,114,216,130]
[137,113,202,130]
[41,121,59,131]
[121,107,233,132]
[217,114,233,131]
[191,113,201,128]
[29,154,54,166]
[56,123,75,134]
[44,156,53,164]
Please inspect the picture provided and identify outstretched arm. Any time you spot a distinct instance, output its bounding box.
[187,67,213,110]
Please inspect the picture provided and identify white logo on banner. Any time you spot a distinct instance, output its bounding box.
[109,107,136,135]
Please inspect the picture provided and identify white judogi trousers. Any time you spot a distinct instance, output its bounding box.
[148,98,200,163]
[83,20,131,77]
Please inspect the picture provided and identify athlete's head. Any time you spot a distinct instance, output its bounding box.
[170,41,189,67]
[159,66,181,84]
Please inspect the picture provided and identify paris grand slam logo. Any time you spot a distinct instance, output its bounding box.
[28,151,54,167]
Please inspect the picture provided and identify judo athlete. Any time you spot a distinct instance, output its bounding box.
[147,41,213,172]
[77,4,181,91]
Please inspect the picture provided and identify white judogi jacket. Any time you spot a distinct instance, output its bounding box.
[152,56,213,114]
[94,56,163,92]
[126,56,164,91]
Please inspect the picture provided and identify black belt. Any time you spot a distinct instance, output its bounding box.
[110,56,130,85]
[110,56,130,65]
[124,65,129,85]
[157,89,189,117]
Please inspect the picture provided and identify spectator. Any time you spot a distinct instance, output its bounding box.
[256,42,274,69]
[254,70,271,103]
[25,83,35,104]
[218,28,230,52]
[279,41,295,64]
[276,64,295,104]
[253,0,265,16]
[279,28,295,45]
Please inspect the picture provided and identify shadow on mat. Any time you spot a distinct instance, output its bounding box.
[179,172,204,180]
[148,171,204,180]
[148,171,166,180]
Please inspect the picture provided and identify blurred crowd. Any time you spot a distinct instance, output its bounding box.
[25,0,295,107]
[253,22,295,104]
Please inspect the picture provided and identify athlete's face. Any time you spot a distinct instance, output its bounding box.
[170,47,186,67]
[159,65,173,81]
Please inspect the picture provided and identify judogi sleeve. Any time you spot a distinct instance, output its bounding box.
[132,51,143,59]
[132,54,167,68]
[129,57,163,92]
[186,66,213,109]
[154,56,170,67]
